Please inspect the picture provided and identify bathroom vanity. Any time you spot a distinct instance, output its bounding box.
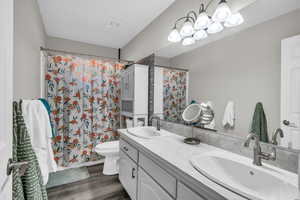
[118,135,224,200]
[118,127,298,200]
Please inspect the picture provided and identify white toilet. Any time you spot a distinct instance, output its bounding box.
[95,141,119,175]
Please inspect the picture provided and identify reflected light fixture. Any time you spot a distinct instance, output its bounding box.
[224,12,244,27]
[207,22,223,34]
[194,4,210,30]
[180,20,195,37]
[212,0,232,22]
[193,30,208,40]
[182,36,196,46]
[168,0,244,46]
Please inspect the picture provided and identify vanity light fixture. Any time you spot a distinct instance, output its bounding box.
[212,0,232,22]
[193,30,208,40]
[182,36,196,46]
[168,0,244,46]
[224,12,244,27]
[168,27,182,43]
[207,21,224,34]
[180,19,195,37]
[194,4,211,30]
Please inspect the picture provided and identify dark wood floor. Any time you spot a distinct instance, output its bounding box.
[47,164,130,200]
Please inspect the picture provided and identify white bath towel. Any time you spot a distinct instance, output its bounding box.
[22,100,57,185]
[222,101,235,128]
[204,101,215,129]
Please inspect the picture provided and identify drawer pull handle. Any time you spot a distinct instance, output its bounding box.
[123,146,129,151]
[132,168,136,179]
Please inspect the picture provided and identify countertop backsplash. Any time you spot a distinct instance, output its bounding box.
[152,119,299,174]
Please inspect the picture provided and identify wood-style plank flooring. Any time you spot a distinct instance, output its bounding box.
[47,164,130,200]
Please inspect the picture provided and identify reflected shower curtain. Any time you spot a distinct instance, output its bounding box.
[163,69,187,122]
[45,54,124,167]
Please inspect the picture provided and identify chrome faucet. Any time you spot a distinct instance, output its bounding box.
[271,128,284,145]
[243,133,276,166]
[150,115,161,131]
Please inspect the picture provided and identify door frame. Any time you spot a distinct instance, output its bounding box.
[281,34,300,148]
[0,0,14,199]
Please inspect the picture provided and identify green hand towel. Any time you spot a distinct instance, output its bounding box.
[250,102,269,143]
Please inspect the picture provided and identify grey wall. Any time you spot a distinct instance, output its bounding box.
[171,10,300,139]
[46,37,118,58]
[13,1,119,100]
[153,119,299,173]
[121,0,201,61]
[14,0,46,99]
[155,56,171,67]
[121,0,257,61]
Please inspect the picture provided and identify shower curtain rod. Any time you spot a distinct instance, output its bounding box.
[154,64,189,72]
[40,47,134,64]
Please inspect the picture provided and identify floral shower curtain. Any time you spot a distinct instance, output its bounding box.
[163,69,187,122]
[45,54,124,167]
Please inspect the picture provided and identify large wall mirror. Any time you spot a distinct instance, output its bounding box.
[150,32,300,152]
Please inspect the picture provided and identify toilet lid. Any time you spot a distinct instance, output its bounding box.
[95,141,119,151]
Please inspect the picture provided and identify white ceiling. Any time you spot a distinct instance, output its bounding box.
[156,0,300,58]
[38,0,175,49]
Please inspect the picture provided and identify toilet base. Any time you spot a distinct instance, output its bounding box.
[103,155,119,175]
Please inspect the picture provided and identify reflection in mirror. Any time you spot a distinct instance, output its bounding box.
[155,30,300,150]
[153,65,188,122]
[153,12,300,151]
[182,103,214,126]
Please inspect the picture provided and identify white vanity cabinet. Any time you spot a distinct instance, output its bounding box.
[119,150,137,200]
[138,168,173,200]
[119,137,226,200]
[177,182,206,200]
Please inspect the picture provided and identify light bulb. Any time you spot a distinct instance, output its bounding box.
[224,12,244,27]
[193,30,208,40]
[194,12,210,30]
[212,1,232,22]
[168,28,182,43]
[207,22,223,34]
[180,20,195,37]
[182,36,195,46]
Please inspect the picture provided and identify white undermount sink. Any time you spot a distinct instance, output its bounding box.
[127,126,167,139]
[190,151,298,200]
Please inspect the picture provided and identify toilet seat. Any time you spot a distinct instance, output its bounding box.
[95,141,119,152]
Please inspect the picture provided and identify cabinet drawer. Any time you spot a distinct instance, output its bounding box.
[177,182,206,200]
[119,150,138,200]
[138,168,173,200]
[139,153,176,198]
[120,139,138,162]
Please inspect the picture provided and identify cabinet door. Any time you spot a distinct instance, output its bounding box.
[177,182,206,200]
[121,67,135,101]
[121,73,126,100]
[138,168,173,200]
[127,67,135,100]
[121,70,130,100]
[119,150,137,200]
